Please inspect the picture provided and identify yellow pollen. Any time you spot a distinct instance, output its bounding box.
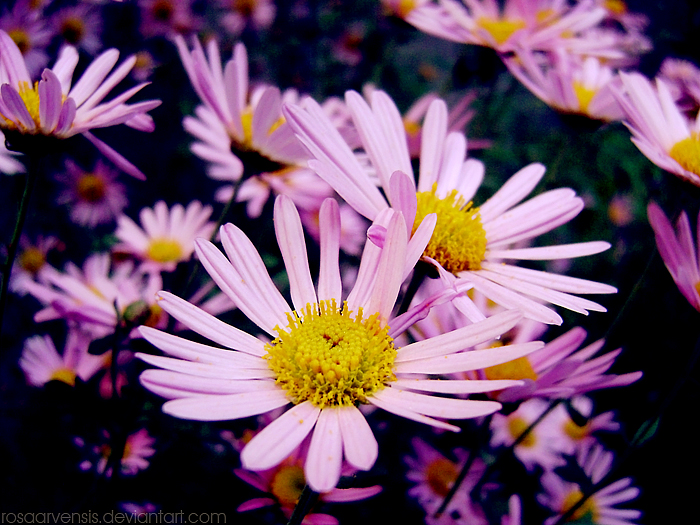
[563,419,591,441]
[669,135,700,176]
[146,239,183,263]
[18,81,41,127]
[19,246,46,274]
[425,457,459,497]
[476,16,526,45]
[572,81,597,113]
[403,119,421,137]
[604,0,628,15]
[535,8,556,23]
[561,489,598,522]
[270,463,306,507]
[483,356,537,382]
[8,29,30,54]
[239,108,255,149]
[396,0,418,18]
[264,299,396,409]
[508,417,536,448]
[143,304,164,328]
[413,183,487,275]
[76,173,107,202]
[50,367,77,386]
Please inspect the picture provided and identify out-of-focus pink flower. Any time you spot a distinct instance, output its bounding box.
[504,49,625,122]
[608,194,634,227]
[138,0,201,38]
[21,253,165,339]
[647,202,700,312]
[0,0,53,77]
[113,200,215,272]
[404,437,488,525]
[50,3,103,55]
[55,159,128,227]
[614,72,700,187]
[658,57,700,116]
[80,429,156,477]
[539,443,641,525]
[19,328,107,387]
[8,234,61,294]
[236,444,381,524]
[0,30,160,179]
[548,396,620,455]
[217,0,276,36]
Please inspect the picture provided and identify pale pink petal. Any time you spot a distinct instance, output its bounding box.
[337,405,377,471]
[305,408,343,492]
[418,98,448,191]
[373,387,502,420]
[162,389,290,421]
[391,378,523,394]
[317,198,342,302]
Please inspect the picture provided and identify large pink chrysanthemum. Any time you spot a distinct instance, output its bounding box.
[136,195,542,492]
[0,30,160,179]
[647,202,700,312]
[284,89,616,325]
[614,72,700,187]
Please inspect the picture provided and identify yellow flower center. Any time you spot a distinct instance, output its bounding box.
[508,417,536,448]
[76,173,107,203]
[18,81,41,127]
[270,463,307,507]
[483,356,538,382]
[234,0,258,16]
[604,0,628,15]
[264,299,396,409]
[563,419,591,441]
[413,184,487,275]
[61,17,85,44]
[396,0,418,18]
[572,81,597,113]
[8,29,30,54]
[403,119,421,137]
[425,457,459,497]
[151,0,174,21]
[146,239,183,263]
[18,246,46,274]
[476,16,526,45]
[50,367,77,386]
[561,489,598,522]
[669,135,700,176]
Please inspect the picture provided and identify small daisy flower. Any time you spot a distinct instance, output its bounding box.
[490,398,570,472]
[0,30,160,179]
[647,202,700,312]
[614,72,700,187]
[235,445,381,524]
[284,90,616,325]
[405,0,622,58]
[80,429,156,477]
[139,0,201,38]
[113,200,215,272]
[137,196,541,492]
[176,37,337,217]
[539,443,641,525]
[8,234,60,294]
[658,58,700,115]
[0,0,52,77]
[21,253,165,339]
[217,0,276,36]
[50,3,103,55]
[19,328,107,387]
[547,397,621,457]
[55,159,128,227]
[404,438,488,525]
[504,49,624,122]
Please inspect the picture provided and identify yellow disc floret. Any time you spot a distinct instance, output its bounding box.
[483,356,538,382]
[561,489,599,522]
[572,81,597,113]
[476,17,526,46]
[669,134,700,176]
[425,457,459,497]
[18,81,42,128]
[413,183,487,275]
[264,299,396,408]
[270,463,307,507]
[508,417,536,448]
[146,239,183,263]
[50,367,77,386]
[76,173,107,202]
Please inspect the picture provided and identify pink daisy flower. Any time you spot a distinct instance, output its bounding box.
[614,72,700,187]
[136,195,542,492]
[217,0,276,36]
[658,58,700,115]
[138,0,201,38]
[55,159,128,227]
[504,49,625,122]
[8,234,61,294]
[647,202,700,312]
[80,428,156,477]
[113,200,215,272]
[0,30,160,179]
[235,444,381,524]
[284,89,616,325]
[539,443,641,525]
[21,253,165,339]
[490,397,570,472]
[0,0,52,77]
[404,437,488,525]
[176,36,336,217]
[19,328,107,387]
[547,396,621,456]
[50,3,103,55]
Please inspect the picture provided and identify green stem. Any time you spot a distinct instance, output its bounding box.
[0,166,38,342]
[287,485,319,525]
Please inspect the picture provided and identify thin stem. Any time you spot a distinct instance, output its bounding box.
[287,485,319,525]
[0,166,38,342]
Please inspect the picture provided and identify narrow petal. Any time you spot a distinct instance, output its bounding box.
[317,199,342,302]
[305,408,343,492]
[161,389,290,421]
[337,405,377,471]
[373,387,502,420]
